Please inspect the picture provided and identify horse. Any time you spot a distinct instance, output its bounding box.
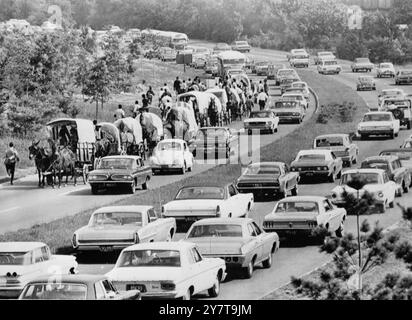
[28,141,53,188]
[49,140,77,189]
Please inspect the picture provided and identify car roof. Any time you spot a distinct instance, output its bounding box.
[0,242,46,252]
[248,162,285,167]
[343,168,385,175]
[25,274,107,285]
[297,149,332,155]
[123,241,194,252]
[191,218,252,226]
[363,155,397,162]
[315,134,348,139]
[93,206,153,214]
[278,196,326,203]
[101,155,142,160]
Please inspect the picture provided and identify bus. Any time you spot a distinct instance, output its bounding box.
[216,51,247,79]
[141,29,189,50]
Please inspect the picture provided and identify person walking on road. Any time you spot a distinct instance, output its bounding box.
[264,79,269,95]
[4,142,20,185]
[245,95,254,118]
[114,105,125,119]
[257,90,268,110]
[173,76,181,94]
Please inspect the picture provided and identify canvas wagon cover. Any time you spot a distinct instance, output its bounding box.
[114,117,143,144]
[176,102,199,136]
[46,118,95,143]
[178,92,222,114]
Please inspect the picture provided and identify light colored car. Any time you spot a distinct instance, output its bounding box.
[72,206,177,252]
[0,242,78,298]
[356,75,376,91]
[244,110,279,135]
[276,68,300,86]
[395,69,412,85]
[351,57,374,72]
[289,81,310,99]
[162,183,254,223]
[255,61,270,76]
[270,98,305,124]
[317,59,342,74]
[377,62,396,78]
[290,149,343,182]
[380,149,412,187]
[281,92,308,110]
[159,47,176,61]
[150,139,194,174]
[378,97,412,129]
[263,196,346,238]
[313,134,359,166]
[290,53,309,68]
[357,111,400,139]
[378,88,406,105]
[185,218,279,279]
[314,51,336,65]
[287,49,308,61]
[330,169,397,213]
[231,40,251,53]
[106,242,226,300]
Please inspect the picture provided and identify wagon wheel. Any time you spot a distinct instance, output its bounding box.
[82,164,89,185]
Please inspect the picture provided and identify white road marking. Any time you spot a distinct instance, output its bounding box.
[0,206,20,214]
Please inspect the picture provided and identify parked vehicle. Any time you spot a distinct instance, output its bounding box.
[395,69,412,85]
[378,97,412,129]
[162,183,254,222]
[106,242,226,300]
[19,275,141,300]
[263,196,346,238]
[330,169,397,213]
[317,59,341,75]
[360,156,411,196]
[313,134,359,166]
[205,55,219,75]
[236,162,300,198]
[377,62,396,78]
[243,110,280,135]
[231,40,251,53]
[149,139,194,175]
[351,57,374,72]
[185,218,279,279]
[357,112,400,139]
[290,149,343,182]
[269,98,305,124]
[356,76,376,91]
[88,156,152,194]
[314,51,336,65]
[72,206,176,252]
[0,242,78,298]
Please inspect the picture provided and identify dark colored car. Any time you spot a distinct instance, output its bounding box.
[361,155,411,195]
[88,156,152,194]
[191,127,237,159]
[236,162,300,198]
[395,70,412,85]
[351,57,374,72]
[18,274,141,300]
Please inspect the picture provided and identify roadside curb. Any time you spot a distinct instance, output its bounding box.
[308,87,319,114]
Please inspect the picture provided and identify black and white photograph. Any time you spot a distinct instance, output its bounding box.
[0,0,411,313]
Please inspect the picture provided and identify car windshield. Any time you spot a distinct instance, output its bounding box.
[250,111,272,118]
[236,41,248,45]
[324,60,337,65]
[157,142,182,151]
[382,100,411,108]
[20,283,88,300]
[356,58,370,63]
[175,187,225,200]
[117,250,181,267]
[197,129,228,139]
[363,114,391,122]
[0,251,32,265]
[319,52,333,56]
[275,201,319,214]
[90,212,142,227]
[380,63,393,68]
[188,224,242,238]
[273,101,298,109]
[400,71,412,76]
[380,151,412,160]
[294,55,307,59]
[341,173,380,185]
[315,137,344,147]
[98,158,134,170]
[245,164,281,175]
[283,95,302,100]
[298,154,326,161]
[361,161,389,171]
[382,90,402,96]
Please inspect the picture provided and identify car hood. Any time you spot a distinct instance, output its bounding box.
[354,62,373,67]
[265,212,318,222]
[332,184,384,196]
[291,160,328,167]
[76,225,140,240]
[90,169,132,175]
[164,199,224,211]
[187,237,248,255]
[107,267,185,282]
[238,174,280,182]
[379,68,394,72]
[244,118,273,123]
[151,150,183,163]
[315,146,346,152]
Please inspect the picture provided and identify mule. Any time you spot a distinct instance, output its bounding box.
[28,141,53,188]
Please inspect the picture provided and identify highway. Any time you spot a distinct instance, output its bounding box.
[2,43,412,300]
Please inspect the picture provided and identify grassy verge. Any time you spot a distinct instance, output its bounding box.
[263,222,412,300]
[0,70,369,253]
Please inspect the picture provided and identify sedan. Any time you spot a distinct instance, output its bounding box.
[357,76,376,91]
[185,218,279,279]
[395,70,412,85]
[377,62,396,78]
[244,110,279,135]
[313,134,359,166]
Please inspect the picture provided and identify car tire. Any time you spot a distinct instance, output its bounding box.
[291,185,298,196]
[243,260,254,279]
[182,289,191,300]
[208,277,220,298]
[91,185,99,195]
[142,178,148,190]
[389,201,395,208]
[129,180,136,194]
[337,170,342,179]
[262,253,272,269]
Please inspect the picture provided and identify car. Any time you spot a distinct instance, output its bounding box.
[360,156,411,196]
[317,59,342,74]
[149,139,194,175]
[192,55,207,69]
[72,206,177,253]
[314,51,336,65]
[270,98,305,124]
[378,88,406,105]
[330,169,397,213]
[213,42,231,54]
[313,134,359,166]
[289,53,309,68]
[263,196,346,238]
[380,149,412,187]
[191,127,237,159]
[106,242,226,300]
[289,81,310,99]
[267,63,286,80]
[351,57,374,72]
[0,242,78,298]
[243,110,279,135]
[18,274,141,300]
[281,92,308,110]
[159,47,176,61]
[236,162,300,198]
[88,156,152,195]
[287,49,308,61]
[205,55,219,75]
[402,138,412,148]
[357,112,400,139]
[290,149,343,182]
[377,62,396,78]
[275,68,300,86]
[231,40,251,53]
[162,183,254,223]
[378,97,412,129]
[395,69,412,85]
[184,218,279,279]
[255,61,270,76]
[356,76,376,91]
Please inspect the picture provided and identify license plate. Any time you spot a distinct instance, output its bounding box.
[305,172,314,176]
[99,246,114,252]
[128,284,145,292]
[285,230,297,235]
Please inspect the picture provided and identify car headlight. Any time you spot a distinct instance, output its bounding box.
[293,112,300,116]
[72,233,78,248]
[377,192,384,198]
[111,175,133,181]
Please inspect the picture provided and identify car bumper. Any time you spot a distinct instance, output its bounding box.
[263,228,313,237]
[238,186,280,194]
[0,287,23,298]
[163,215,217,223]
[292,170,329,177]
[141,291,179,299]
[245,125,273,132]
[202,254,247,268]
[357,86,374,90]
[396,78,412,83]
[151,164,183,171]
[75,243,134,251]
[277,116,301,123]
[89,181,133,187]
[358,129,393,136]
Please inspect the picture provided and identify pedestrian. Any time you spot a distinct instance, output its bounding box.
[146,86,155,105]
[264,79,269,94]
[163,82,170,93]
[257,90,268,110]
[114,105,125,119]
[93,120,101,140]
[173,76,181,93]
[246,95,254,118]
[142,94,149,110]
[133,100,142,115]
[258,81,264,93]
[4,142,19,185]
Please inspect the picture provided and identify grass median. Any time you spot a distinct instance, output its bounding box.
[0,70,369,253]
